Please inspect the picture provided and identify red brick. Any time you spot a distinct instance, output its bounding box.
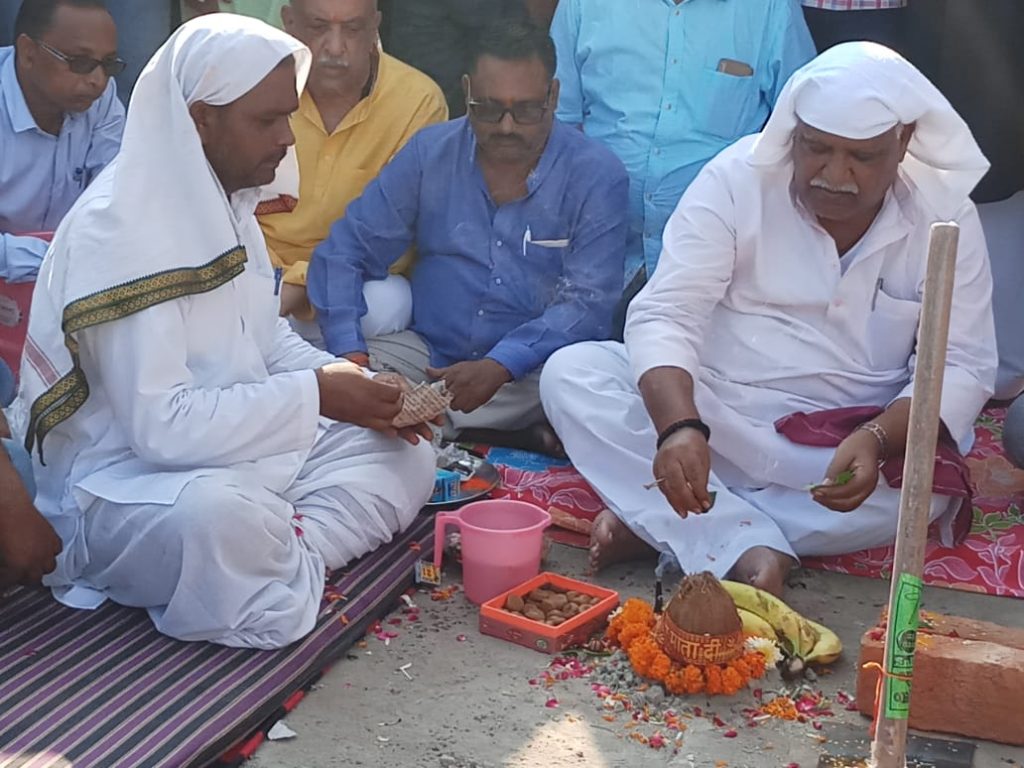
[856,613,1024,745]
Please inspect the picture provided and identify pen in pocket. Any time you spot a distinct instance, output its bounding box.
[273,267,284,296]
[871,278,883,311]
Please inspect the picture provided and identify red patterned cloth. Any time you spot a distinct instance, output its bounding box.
[774,405,973,544]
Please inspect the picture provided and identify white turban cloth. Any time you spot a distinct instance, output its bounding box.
[751,41,989,219]
[17,14,311,457]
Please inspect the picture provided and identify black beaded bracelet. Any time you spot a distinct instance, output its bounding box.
[656,418,711,449]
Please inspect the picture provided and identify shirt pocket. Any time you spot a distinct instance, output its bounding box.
[867,289,921,372]
[521,241,569,309]
[695,68,759,140]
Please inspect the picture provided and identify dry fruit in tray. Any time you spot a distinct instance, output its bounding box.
[503,584,601,627]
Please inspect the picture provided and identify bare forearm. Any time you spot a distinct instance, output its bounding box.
[871,397,911,459]
[638,366,700,435]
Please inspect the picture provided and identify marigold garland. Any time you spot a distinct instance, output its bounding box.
[606,598,769,696]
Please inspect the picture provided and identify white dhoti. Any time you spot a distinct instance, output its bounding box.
[540,341,954,577]
[290,274,413,348]
[76,422,434,649]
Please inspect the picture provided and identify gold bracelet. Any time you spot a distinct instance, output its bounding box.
[856,421,889,461]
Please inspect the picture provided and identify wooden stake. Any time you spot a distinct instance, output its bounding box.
[870,222,960,768]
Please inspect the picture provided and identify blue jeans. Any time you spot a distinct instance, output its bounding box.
[1004,397,1024,470]
[2,437,35,499]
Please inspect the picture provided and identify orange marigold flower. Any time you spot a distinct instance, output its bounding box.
[649,652,672,680]
[683,665,705,695]
[618,622,650,652]
[721,666,745,695]
[704,665,723,695]
[743,651,767,677]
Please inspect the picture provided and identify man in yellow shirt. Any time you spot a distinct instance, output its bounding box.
[262,0,447,346]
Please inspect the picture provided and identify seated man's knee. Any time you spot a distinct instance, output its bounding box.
[171,481,287,547]
[540,342,617,405]
[361,275,413,338]
[398,437,437,508]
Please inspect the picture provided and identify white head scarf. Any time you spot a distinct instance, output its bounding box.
[18,14,310,457]
[751,41,989,219]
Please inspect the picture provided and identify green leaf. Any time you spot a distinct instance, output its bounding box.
[833,470,855,486]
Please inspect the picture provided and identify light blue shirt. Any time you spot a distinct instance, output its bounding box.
[551,0,816,284]
[0,46,125,282]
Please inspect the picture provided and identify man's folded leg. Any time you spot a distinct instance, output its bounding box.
[81,478,326,650]
[284,421,436,570]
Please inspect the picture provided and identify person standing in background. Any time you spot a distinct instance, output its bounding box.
[550,0,815,329]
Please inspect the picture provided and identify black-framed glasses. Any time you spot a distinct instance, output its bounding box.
[466,84,552,125]
[34,38,127,77]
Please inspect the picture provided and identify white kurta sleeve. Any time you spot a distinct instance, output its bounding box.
[896,204,998,450]
[264,317,336,374]
[78,300,322,468]
[624,162,737,384]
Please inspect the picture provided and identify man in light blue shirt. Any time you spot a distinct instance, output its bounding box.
[310,20,629,456]
[551,0,815,299]
[0,0,125,283]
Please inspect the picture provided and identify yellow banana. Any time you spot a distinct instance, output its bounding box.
[721,580,841,664]
[804,618,842,664]
[737,607,777,641]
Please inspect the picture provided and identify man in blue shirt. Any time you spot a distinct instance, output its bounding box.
[550,0,815,307]
[0,0,125,283]
[309,20,629,456]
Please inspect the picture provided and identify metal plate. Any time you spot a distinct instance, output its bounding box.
[424,460,501,508]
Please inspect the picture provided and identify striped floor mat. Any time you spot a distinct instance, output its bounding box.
[0,513,434,768]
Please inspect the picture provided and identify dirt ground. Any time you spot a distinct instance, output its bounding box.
[250,543,1024,768]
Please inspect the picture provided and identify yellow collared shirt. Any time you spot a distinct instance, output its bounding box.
[260,53,447,287]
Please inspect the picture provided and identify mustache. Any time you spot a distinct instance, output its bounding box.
[315,56,350,70]
[486,134,527,146]
[810,177,859,195]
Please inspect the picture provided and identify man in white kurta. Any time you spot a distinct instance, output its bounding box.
[540,43,997,596]
[12,15,436,649]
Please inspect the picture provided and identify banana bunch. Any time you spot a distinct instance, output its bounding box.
[722,580,842,666]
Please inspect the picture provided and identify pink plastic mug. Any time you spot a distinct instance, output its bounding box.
[433,500,551,604]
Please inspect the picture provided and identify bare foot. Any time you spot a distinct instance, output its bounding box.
[589,509,655,572]
[729,546,797,597]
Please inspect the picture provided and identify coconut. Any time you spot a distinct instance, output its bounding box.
[654,571,744,666]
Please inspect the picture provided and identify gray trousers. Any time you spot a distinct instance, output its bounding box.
[366,330,545,439]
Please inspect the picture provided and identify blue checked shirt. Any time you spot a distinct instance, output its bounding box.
[309,118,629,380]
[551,0,815,285]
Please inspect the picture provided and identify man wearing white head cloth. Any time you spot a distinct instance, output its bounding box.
[540,42,997,596]
[10,13,436,648]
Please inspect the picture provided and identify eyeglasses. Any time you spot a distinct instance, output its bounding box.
[34,39,127,77]
[466,84,552,125]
